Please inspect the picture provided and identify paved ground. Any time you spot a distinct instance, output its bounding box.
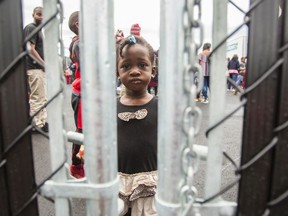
[32,85,243,215]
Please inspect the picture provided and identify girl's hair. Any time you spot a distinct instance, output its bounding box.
[116,35,155,65]
[68,11,79,35]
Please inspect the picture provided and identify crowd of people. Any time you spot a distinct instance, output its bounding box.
[195,47,247,103]
[24,6,247,216]
[227,55,247,95]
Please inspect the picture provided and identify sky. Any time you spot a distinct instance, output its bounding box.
[22,0,249,56]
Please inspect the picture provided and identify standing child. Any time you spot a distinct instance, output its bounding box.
[68,11,85,178]
[116,35,158,216]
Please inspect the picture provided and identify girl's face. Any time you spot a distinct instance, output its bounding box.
[117,44,155,93]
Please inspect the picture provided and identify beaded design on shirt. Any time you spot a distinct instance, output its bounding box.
[118,109,148,122]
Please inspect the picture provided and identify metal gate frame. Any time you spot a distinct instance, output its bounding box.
[1,0,288,215]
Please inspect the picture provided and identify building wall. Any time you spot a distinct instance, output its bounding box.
[226,35,248,59]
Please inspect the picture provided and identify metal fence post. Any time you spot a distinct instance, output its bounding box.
[0,0,38,215]
[43,0,70,215]
[203,0,228,215]
[80,0,119,215]
[156,0,186,215]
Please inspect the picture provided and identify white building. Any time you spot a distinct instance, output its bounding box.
[226,35,248,59]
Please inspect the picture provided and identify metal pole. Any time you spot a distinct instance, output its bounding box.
[43,0,70,215]
[156,0,186,215]
[204,0,228,215]
[80,0,118,215]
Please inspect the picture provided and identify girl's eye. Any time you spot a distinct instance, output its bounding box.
[139,63,147,68]
[122,63,130,69]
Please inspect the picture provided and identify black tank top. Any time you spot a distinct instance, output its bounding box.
[117,96,158,174]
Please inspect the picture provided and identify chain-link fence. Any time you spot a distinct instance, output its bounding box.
[1,0,287,215]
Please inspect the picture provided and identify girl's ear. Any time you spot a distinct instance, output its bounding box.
[151,66,157,78]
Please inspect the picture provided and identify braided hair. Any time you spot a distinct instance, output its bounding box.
[116,35,155,66]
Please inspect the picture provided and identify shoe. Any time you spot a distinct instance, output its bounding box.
[201,99,209,104]
[195,97,204,102]
[41,122,49,132]
[70,164,85,179]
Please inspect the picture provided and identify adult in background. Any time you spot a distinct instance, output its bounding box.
[227,54,240,91]
[234,57,246,95]
[24,6,48,132]
[198,42,211,104]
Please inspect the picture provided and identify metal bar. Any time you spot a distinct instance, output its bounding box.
[156,0,185,215]
[204,1,227,216]
[193,144,208,161]
[67,131,84,145]
[0,0,38,215]
[43,0,70,215]
[269,1,288,215]
[194,201,237,216]
[41,179,118,200]
[237,0,279,215]
[80,0,118,215]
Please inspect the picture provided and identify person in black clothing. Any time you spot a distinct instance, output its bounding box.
[116,35,157,216]
[24,7,49,132]
[227,54,240,91]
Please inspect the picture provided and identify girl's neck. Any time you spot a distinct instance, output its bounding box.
[120,91,153,106]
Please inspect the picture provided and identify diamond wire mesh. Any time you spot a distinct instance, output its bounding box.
[193,1,288,215]
[0,1,68,215]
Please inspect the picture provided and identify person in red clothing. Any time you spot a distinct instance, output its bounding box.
[68,11,84,178]
[130,23,141,36]
[147,49,159,95]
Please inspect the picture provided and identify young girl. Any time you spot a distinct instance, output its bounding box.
[117,35,158,216]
